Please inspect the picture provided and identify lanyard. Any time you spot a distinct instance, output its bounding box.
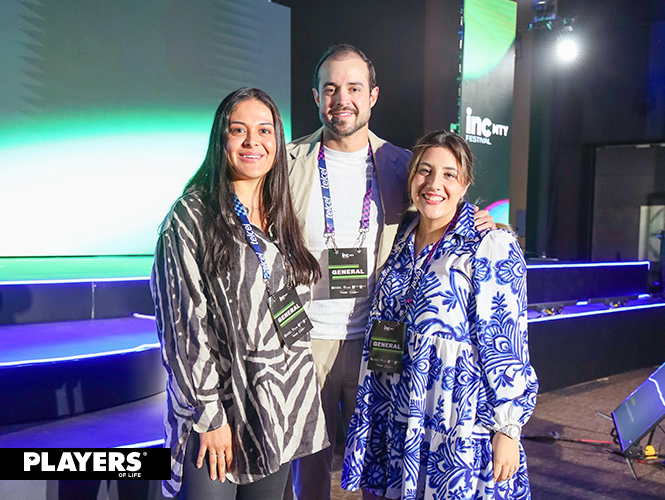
[232,195,272,290]
[233,195,313,347]
[402,231,442,308]
[317,142,375,250]
[395,211,460,319]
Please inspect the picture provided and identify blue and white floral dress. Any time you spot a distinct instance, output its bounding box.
[341,202,538,500]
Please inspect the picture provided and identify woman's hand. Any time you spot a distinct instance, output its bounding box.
[197,424,233,482]
[492,431,520,483]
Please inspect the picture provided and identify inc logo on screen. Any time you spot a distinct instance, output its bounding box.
[464,107,510,145]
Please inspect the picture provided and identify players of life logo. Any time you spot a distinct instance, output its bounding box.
[464,107,510,146]
[7,448,172,480]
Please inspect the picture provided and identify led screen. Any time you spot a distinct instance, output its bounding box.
[613,362,665,453]
[460,0,517,225]
[0,0,290,256]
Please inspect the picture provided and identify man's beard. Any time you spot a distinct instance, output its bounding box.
[321,107,371,138]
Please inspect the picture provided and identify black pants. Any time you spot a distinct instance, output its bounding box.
[178,432,290,500]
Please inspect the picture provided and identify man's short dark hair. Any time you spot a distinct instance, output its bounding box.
[312,44,377,91]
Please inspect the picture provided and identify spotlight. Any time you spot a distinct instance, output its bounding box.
[529,1,579,62]
[557,39,578,61]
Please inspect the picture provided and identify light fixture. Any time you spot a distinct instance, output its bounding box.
[557,38,578,61]
[530,1,579,62]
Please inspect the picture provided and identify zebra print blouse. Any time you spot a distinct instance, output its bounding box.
[151,192,328,497]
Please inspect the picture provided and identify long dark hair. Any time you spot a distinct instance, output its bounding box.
[184,88,321,286]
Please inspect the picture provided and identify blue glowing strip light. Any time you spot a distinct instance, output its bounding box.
[527,260,651,270]
[0,342,160,368]
[0,262,649,284]
[133,313,156,320]
[116,439,166,449]
[0,276,150,286]
[529,302,665,323]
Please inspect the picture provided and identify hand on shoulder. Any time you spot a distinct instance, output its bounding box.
[473,205,497,232]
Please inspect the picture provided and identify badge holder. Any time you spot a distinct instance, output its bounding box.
[328,243,369,299]
[367,320,406,374]
[268,285,313,348]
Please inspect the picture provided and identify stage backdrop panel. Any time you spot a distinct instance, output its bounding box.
[459,0,517,225]
[0,0,290,257]
[592,144,665,262]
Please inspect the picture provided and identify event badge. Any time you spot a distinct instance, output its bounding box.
[328,247,368,299]
[268,286,313,348]
[367,320,406,374]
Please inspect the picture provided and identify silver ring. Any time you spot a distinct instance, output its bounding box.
[214,453,225,458]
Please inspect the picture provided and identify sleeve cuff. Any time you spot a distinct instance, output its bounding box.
[192,401,227,433]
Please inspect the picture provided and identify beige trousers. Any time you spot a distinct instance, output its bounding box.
[290,338,364,500]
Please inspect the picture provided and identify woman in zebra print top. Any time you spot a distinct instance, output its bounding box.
[152,88,328,499]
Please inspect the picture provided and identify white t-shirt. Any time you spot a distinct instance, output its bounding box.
[305,145,383,340]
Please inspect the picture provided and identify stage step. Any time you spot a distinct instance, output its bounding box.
[526,260,650,306]
[0,279,154,325]
[0,316,166,425]
[0,391,165,448]
[0,261,652,325]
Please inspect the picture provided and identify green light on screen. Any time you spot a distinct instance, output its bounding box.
[0,110,291,257]
[463,0,517,79]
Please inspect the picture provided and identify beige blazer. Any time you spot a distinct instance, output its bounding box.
[287,127,412,272]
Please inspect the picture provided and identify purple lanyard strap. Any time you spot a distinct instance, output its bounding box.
[317,142,375,250]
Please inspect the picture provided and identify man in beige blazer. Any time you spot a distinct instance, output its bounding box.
[286,44,493,500]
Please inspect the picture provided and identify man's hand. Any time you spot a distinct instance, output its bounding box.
[197,424,233,482]
[474,205,496,231]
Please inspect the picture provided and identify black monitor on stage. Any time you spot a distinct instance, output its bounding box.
[612,361,665,459]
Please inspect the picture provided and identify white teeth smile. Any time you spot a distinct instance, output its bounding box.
[423,194,444,202]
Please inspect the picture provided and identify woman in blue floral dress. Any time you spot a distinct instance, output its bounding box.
[341,131,538,500]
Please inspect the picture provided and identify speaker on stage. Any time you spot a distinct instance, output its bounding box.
[612,362,665,461]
